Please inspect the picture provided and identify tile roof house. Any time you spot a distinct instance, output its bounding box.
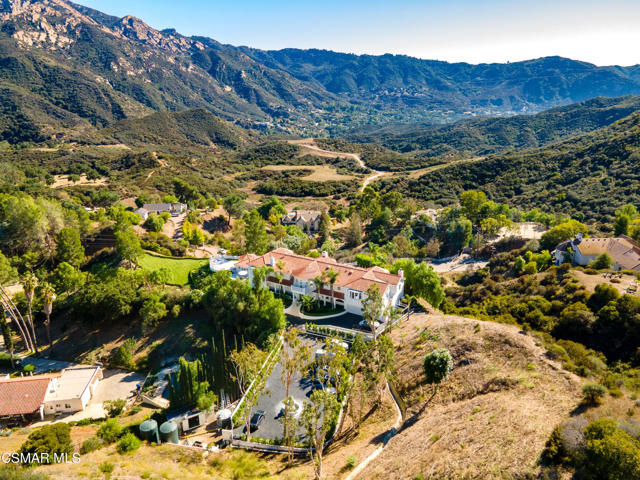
[0,375,56,420]
[135,203,187,220]
[554,234,640,270]
[236,247,405,317]
[281,210,322,234]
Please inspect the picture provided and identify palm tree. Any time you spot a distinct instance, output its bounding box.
[22,272,39,353]
[405,295,416,323]
[300,295,316,313]
[274,260,286,293]
[324,269,340,309]
[0,315,15,368]
[312,276,325,305]
[40,282,56,354]
[0,285,34,353]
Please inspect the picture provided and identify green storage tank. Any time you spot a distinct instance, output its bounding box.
[139,419,159,444]
[159,420,179,444]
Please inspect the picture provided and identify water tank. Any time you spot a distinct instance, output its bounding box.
[159,420,179,444]
[139,419,159,443]
[217,409,232,429]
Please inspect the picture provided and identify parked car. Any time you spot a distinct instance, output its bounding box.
[249,410,265,431]
[358,319,380,331]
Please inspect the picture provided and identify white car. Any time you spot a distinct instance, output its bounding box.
[358,319,380,330]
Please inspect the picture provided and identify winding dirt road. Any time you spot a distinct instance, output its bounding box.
[288,138,388,191]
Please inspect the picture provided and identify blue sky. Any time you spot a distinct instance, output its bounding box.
[77,0,640,65]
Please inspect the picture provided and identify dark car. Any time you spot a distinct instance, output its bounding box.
[249,410,265,431]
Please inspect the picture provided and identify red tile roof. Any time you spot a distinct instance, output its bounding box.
[237,248,403,294]
[0,376,53,416]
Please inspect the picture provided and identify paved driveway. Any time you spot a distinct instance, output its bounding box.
[92,369,146,404]
[234,338,322,442]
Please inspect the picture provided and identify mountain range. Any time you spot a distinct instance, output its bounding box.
[2,0,640,142]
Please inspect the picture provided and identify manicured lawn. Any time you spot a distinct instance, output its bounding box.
[137,252,208,286]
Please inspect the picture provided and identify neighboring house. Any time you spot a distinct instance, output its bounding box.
[43,366,102,415]
[236,247,405,317]
[281,210,322,234]
[0,375,56,421]
[209,255,239,273]
[135,203,187,220]
[412,208,439,223]
[554,234,640,271]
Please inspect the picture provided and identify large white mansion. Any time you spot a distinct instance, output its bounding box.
[236,248,405,317]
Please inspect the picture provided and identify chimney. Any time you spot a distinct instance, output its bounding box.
[321,251,328,258]
[269,255,275,267]
[398,269,404,278]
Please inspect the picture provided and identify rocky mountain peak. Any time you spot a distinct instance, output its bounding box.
[112,13,202,52]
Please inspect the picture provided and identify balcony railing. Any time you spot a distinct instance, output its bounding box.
[291,284,308,294]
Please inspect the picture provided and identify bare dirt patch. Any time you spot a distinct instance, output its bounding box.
[50,174,108,188]
[261,164,355,182]
[571,269,639,295]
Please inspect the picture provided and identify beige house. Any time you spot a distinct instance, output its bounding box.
[282,210,322,233]
[43,366,102,415]
[555,234,640,270]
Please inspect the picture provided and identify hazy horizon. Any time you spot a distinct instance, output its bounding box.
[75,0,640,67]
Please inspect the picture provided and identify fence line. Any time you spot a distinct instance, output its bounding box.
[231,336,283,422]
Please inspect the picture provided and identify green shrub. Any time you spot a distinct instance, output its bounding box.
[546,343,568,361]
[99,462,114,474]
[104,399,127,417]
[540,425,569,465]
[116,433,141,454]
[346,455,358,469]
[588,253,612,270]
[110,345,134,370]
[97,418,123,443]
[583,418,640,480]
[18,423,72,464]
[80,436,105,454]
[582,383,607,405]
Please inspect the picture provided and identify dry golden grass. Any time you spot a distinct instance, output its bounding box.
[261,164,355,182]
[570,269,638,295]
[25,393,396,480]
[359,313,583,480]
[287,139,361,163]
[50,173,108,188]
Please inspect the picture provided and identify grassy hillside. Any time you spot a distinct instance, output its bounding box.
[362,313,582,479]
[383,110,640,224]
